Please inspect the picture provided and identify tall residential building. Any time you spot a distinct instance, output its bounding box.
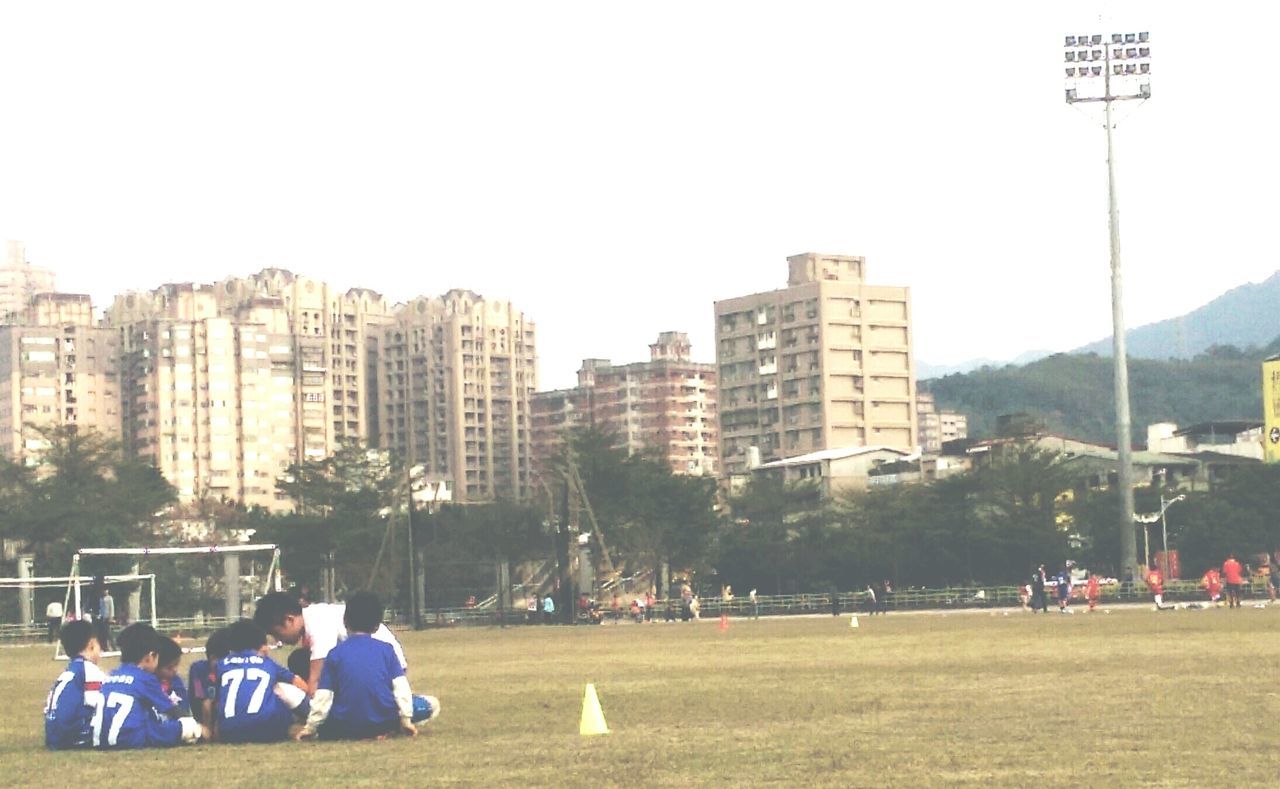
[916,391,968,453]
[531,332,718,478]
[212,270,392,459]
[714,252,916,475]
[1,241,57,321]
[372,290,537,502]
[0,293,121,463]
[106,285,298,510]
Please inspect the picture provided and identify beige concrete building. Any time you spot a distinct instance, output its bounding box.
[107,285,298,510]
[715,252,916,475]
[372,290,537,502]
[0,293,121,464]
[916,391,968,452]
[532,332,718,478]
[0,293,120,466]
[212,270,392,459]
[1,241,57,322]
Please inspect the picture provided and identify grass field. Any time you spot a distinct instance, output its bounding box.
[3,607,1279,787]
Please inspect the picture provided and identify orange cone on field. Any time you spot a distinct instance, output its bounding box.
[579,683,609,736]
[719,613,729,632]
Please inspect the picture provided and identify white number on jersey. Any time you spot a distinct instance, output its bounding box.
[95,692,135,747]
[45,670,75,715]
[221,667,272,719]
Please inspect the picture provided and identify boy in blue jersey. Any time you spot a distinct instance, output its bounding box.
[96,623,205,749]
[44,620,105,749]
[213,620,309,743]
[156,637,191,716]
[188,627,231,726]
[297,592,438,740]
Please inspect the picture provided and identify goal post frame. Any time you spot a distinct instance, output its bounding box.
[59,544,282,660]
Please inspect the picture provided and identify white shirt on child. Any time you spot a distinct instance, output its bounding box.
[301,603,407,668]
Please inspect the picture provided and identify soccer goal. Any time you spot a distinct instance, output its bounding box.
[56,544,282,660]
[0,572,155,645]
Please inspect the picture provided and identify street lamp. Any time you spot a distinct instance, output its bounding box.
[1064,31,1152,583]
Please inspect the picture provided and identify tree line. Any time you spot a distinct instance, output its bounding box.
[4,426,1280,620]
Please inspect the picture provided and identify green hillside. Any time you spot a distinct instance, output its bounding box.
[924,344,1271,445]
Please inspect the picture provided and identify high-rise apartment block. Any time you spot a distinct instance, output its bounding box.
[714,253,916,475]
[211,270,391,459]
[105,285,299,509]
[0,293,120,463]
[1,241,57,322]
[371,290,537,502]
[531,332,718,477]
[916,391,968,453]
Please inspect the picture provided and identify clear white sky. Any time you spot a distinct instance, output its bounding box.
[1,1,1276,389]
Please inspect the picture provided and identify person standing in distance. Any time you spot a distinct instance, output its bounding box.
[1222,554,1245,608]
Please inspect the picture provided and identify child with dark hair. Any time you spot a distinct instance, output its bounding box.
[188,627,231,725]
[96,623,205,749]
[156,637,191,716]
[213,620,309,743]
[254,591,407,696]
[298,592,438,740]
[44,620,105,749]
[287,646,312,679]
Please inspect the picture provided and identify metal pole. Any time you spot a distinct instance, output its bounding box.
[1103,49,1140,584]
[406,466,421,630]
[1159,496,1171,579]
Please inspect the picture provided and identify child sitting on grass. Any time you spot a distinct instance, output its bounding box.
[44,620,105,750]
[96,623,205,749]
[298,592,439,740]
[156,636,191,716]
[214,620,310,743]
[188,627,231,726]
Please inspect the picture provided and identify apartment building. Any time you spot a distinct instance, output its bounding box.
[213,270,392,457]
[106,285,298,510]
[372,290,537,502]
[1,241,57,322]
[0,293,120,463]
[531,332,718,478]
[714,252,916,475]
[916,391,968,453]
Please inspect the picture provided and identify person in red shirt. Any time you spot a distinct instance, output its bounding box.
[1085,573,1101,612]
[1201,567,1223,604]
[1222,554,1244,608]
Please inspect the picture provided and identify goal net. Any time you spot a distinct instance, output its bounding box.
[54,544,281,660]
[0,573,155,647]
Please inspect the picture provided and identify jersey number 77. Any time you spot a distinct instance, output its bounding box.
[222,668,271,719]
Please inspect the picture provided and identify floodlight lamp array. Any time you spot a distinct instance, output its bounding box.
[1064,32,1151,102]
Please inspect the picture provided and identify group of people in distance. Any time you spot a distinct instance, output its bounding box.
[1143,552,1267,610]
[1023,564,1099,613]
[44,589,440,750]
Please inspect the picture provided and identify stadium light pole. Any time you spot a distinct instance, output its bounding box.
[1064,31,1151,585]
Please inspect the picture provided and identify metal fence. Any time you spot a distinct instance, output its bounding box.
[4,580,1269,643]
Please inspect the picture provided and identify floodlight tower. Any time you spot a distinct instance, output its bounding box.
[1064,31,1151,584]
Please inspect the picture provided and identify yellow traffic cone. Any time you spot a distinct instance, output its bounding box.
[849,614,859,629]
[579,683,609,736]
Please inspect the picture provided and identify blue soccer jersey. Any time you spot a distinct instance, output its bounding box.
[96,663,184,749]
[318,634,404,738]
[161,674,190,717]
[214,650,298,743]
[44,656,105,749]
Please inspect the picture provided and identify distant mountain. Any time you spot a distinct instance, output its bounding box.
[1074,271,1280,359]
[918,349,1054,380]
[924,343,1274,445]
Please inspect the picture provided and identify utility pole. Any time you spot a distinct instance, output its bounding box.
[1064,31,1151,584]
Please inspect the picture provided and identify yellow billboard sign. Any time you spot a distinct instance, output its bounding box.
[1263,357,1280,462]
